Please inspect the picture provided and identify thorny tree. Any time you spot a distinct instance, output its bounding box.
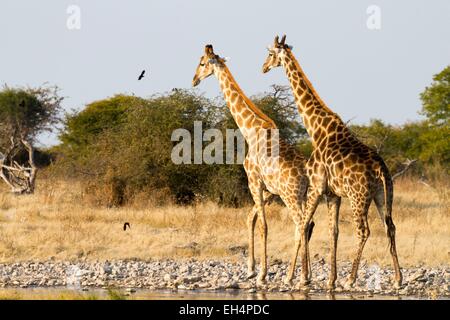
[0,85,62,194]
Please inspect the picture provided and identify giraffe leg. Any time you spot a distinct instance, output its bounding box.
[263,190,274,205]
[246,191,273,280]
[246,179,267,288]
[283,176,313,287]
[305,221,315,282]
[374,193,402,288]
[299,188,322,287]
[373,191,386,224]
[285,213,302,286]
[246,206,258,279]
[345,201,370,289]
[256,207,268,287]
[326,195,341,291]
[285,219,315,287]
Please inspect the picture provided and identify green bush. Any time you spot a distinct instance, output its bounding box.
[54,90,235,206]
[60,95,142,150]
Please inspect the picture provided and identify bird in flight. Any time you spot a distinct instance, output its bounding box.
[123,222,131,231]
[138,70,145,80]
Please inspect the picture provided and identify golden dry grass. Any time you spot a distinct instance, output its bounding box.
[0,178,448,267]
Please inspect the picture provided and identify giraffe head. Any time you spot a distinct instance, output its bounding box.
[192,44,227,87]
[262,35,292,74]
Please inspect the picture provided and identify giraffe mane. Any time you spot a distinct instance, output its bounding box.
[285,48,338,118]
[222,65,277,128]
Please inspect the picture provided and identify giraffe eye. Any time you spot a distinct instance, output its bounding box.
[200,63,205,67]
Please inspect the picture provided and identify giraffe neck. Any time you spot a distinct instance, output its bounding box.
[214,64,276,141]
[281,50,345,147]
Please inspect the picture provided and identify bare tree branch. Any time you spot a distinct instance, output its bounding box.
[0,136,38,194]
[374,133,389,153]
[392,159,417,181]
[21,138,38,193]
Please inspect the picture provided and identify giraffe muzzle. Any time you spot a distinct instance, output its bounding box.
[192,77,200,87]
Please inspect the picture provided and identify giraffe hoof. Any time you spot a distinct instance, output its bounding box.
[246,271,257,280]
[295,281,310,292]
[327,281,336,291]
[299,277,310,288]
[394,279,402,289]
[283,278,293,287]
[344,279,355,290]
[256,277,267,288]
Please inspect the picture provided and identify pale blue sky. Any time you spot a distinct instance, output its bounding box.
[1,0,449,146]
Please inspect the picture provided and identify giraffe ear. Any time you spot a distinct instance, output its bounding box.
[223,56,230,62]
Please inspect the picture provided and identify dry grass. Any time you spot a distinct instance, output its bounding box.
[0,178,448,267]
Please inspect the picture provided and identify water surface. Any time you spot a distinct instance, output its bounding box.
[0,286,438,300]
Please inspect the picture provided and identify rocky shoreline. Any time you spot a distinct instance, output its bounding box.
[0,259,448,298]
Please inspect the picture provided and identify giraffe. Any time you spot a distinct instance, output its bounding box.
[192,44,314,286]
[262,35,402,290]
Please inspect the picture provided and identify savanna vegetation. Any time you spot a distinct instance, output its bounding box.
[41,67,450,206]
[0,66,448,266]
[44,85,308,207]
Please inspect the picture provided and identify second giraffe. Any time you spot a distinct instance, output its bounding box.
[262,35,402,290]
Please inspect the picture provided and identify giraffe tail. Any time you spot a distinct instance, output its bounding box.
[379,164,396,252]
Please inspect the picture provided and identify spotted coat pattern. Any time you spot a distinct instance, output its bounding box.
[262,36,402,289]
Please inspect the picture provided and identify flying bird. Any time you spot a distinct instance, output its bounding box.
[123,222,130,231]
[138,70,146,80]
